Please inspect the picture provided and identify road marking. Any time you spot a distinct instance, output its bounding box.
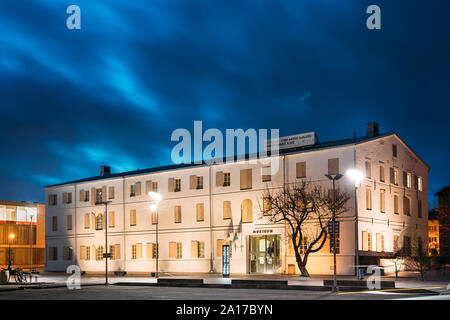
[337,286,443,295]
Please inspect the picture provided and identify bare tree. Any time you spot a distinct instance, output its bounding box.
[398,236,430,281]
[261,180,351,277]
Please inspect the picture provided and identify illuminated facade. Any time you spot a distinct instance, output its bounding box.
[44,124,429,275]
[0,201,46,269]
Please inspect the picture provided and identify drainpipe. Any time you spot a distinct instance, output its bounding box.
[209,165,214,273]
[354,144,360,277]
[123,177,126,273]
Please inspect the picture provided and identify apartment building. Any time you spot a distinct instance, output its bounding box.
[44,123,429,275]
[0,201,45,270]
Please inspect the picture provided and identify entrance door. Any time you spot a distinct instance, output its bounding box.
[249,235,280,273]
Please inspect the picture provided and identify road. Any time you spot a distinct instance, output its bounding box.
[0,285,447,300]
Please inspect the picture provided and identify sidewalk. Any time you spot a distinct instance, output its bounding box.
[1,271,448,292]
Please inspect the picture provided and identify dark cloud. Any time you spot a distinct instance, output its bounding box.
[0,0,449,206]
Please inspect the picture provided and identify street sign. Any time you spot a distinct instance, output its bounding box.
[327,221,340,234]
[103,253,112,258]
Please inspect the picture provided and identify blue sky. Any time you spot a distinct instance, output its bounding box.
[0,0,449,207]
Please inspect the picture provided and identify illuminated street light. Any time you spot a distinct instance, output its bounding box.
[324,173,343,293]
[346,169,364,187]
[149,192,163,278]
[346,168,365,279]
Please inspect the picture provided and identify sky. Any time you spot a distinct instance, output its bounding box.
[0,0,449,207]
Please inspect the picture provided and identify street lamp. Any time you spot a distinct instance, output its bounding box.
[149,192,162,278]
[346,169,364,279]
[96,199,112,285]
[28,211,35,282]
[325,173,343,293]
[8,233,15,268]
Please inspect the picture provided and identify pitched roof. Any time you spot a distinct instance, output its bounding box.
[45,131,426,188]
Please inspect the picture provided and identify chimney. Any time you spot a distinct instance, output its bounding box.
[366,122,379,137]
[100,166,111,177]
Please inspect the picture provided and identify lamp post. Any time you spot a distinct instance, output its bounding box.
[96,200,112,285]
[29,211,35,282]
[346,169,364,279]
[8,233,15,268]
[325,173,343,293]
[149,192,162,278]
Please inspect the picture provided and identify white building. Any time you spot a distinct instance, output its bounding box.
[44,123,429,275]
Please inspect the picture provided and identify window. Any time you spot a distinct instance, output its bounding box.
[379,166,385,182]
[109,245,116,260]
[130,209,136,226]
[407,172,412,188]
[262,165,272,182]
[48,194,57,206]
[131,243,142,259]
[394,194,399,214]
[80,190,89,202]
[393,235,399,253]
[223,201,232,219]
[366,187,372,210]
[84,213,90,229]
[328,158,339,175]
[63,246,72,260]
[380,190,386,213]
[403,197,411,216]
[223,172,231,187]
[174,179,181,192]
[67,215,73,231]
[197,176,203,189]
[418,176,423,191]
[169,242,182,259]
[296,162,306,178]
[196,203,204,222]
[80,246,90,260]
[52,216,58,232]
[63,192,72,204]
[96,214,103,230]
[418,199,422,218]
[147,243,158,259]
[240,169,252,190]
[365,161,371,179]
[189,175,203,190]
[191,241,205,258]
[263,197,272,216]
[130,182,141,197]
[390,168,399,185]
[96,245,104,261]
[174,205,182,223]
[146,180,159,193]
[392,144,397,157]
[108,186,115,199]
[95,188,103,204]
[362,231,372,251]
[152,212,158,225]
[48,247,58,261]
[241,199,253,223]
[109,211,115,228]
[376,234,385,252]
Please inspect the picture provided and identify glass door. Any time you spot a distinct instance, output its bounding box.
[249,235,280,273]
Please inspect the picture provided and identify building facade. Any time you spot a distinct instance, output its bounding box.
[44,124,429,275]
[0,201,45,270]
[435,186,450,259]
[428,209,439,256]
